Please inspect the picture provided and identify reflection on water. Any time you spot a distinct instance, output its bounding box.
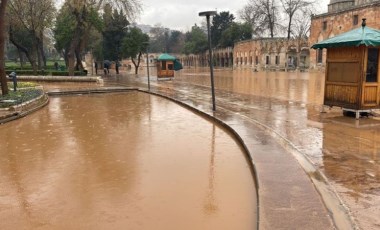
[174,68,325,105]
[135,67,379,229]
[322,118,380,229]
[0,92,256,229]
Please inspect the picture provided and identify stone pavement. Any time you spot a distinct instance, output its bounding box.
[104,74,363,230]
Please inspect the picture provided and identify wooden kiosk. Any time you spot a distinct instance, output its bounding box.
[312,19,380,119]
[156,53,182,79]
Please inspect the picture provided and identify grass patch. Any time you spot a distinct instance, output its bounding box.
[7,82,37,88]
[0,84,43,108]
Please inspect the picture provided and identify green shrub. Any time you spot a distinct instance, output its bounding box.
[0,88,44,108]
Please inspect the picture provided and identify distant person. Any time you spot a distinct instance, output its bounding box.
[54,62,59,70]
[104,62,110,75]
[115,61,119,74]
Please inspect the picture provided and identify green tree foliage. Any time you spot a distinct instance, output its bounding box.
[219,23,253,47]
[121,27,149,74]
[54,3,102,68]
[54,5,76,55]
[103,5,130,61]
[7,0,56,71]
[62,0,141,76]
[211,11,235,47]
[183,24,208,55]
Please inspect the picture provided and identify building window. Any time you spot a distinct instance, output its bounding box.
[161,61,167,70]
[323,21,327,31]
[266,56,270,65]
[275,56,280,65]
[353,15,359,26]
[317,49,323,63]
[366,48,379,82]
[255,56,259,65]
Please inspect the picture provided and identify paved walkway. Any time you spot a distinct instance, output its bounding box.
[104,75,359,230]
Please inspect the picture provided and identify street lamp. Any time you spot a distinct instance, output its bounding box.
[199,11,217,111]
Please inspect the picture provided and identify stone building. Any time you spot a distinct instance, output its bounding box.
[179,38,309,71]
[178,47,234,68]
[233,38,309,71]
[310,0,380,69]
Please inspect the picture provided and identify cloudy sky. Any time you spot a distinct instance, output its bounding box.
[136,0,331,31]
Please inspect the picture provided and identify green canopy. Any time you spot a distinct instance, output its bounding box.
[311,26,380,49]
[173,60,183,71]
[157,53,176,61]
[157,53,183,71]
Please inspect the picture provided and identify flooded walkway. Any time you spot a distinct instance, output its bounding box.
[0,92,256,229]
[104,67,379,229]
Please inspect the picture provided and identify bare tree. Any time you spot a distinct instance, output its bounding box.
[0,0,9,95]
[239,0,282,38]
[291,8,312,69]
[280,0,314,39]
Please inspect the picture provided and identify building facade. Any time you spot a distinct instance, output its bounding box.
[310,0,380,69]
[233,38,309,71]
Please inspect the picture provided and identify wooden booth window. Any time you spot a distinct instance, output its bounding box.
[366,48,379,82]
[327,62,360,83]
[168,63,174,70]
[161,61,167,70]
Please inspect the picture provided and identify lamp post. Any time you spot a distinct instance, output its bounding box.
[199,11,217,111]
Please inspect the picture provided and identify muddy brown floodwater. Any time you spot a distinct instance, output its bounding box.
[123,67,379,229]
[0,92,257,229]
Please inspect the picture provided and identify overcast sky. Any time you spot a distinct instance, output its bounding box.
[136,0,331,31]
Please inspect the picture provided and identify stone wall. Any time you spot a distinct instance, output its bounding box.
[310,2,380,69]
[233,38,309,71]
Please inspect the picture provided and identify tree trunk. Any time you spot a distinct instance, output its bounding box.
[0,0,9,95]
[9,26,37,73]
[68,9,86,76]
[287,18,292,39]
[75,43,84,71]
[18,48,25,68]
[38,31,46,67]
[132,52,142,74]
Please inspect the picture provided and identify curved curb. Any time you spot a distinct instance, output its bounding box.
[0,94,49,124]
[136,88,357,230]
[137,89,261,230]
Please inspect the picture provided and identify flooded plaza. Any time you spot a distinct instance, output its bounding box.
[108,67,379,229]
[0,92,257,229]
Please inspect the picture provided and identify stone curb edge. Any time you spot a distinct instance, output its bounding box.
[136,89,357,230]
[137,89,261,230]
